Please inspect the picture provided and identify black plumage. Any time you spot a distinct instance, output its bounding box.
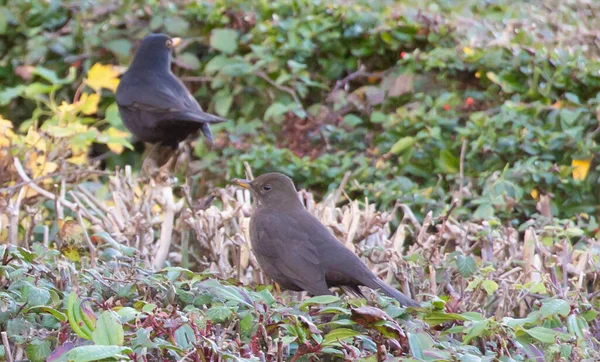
[116,33,227,148]
[232,173,418,307]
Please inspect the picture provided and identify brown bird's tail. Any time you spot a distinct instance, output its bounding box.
[365,276,419,307]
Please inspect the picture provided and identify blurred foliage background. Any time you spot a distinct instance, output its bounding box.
[3,0,600,228]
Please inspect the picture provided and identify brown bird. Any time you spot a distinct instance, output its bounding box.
[231,173,418,307]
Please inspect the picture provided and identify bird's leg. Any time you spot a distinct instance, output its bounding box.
[140,143,161,177]
[156,147,180,184]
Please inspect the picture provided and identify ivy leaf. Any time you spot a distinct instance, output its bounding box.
[210,29,239,54]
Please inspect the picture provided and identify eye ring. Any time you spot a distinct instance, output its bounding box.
[262,184,271,191]
[165,39,173,48]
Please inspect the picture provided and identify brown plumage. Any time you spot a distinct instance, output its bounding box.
[231,172,418,307]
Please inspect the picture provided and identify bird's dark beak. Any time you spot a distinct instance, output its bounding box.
[170,37,182,48]
[230,178,252,190]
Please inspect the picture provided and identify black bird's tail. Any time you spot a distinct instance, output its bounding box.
[363,276,419,307]
[185,111,228,124]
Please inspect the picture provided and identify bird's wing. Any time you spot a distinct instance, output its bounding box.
[295,213,419,306]
[116,77,227,124]
[251,211,330,295]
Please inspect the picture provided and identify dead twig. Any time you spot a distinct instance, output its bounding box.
[8,187,25,246]
[1,331,13,362]
[0,169,109,193]
[255,71,304,111]
[12,157,77,210]
[76,211,97,268]
[153,186,176,270]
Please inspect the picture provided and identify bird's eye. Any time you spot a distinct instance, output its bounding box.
[165,40,173,48]
[262,184,271,191]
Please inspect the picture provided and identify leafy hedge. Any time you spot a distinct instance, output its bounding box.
[2,0,600,226]
[2,0,600,360]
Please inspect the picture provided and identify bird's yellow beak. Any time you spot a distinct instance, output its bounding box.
[230,178,252,190]
[170,37,182,48]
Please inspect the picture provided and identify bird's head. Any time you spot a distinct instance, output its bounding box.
[231,173,302,208]
[130,33,182,71]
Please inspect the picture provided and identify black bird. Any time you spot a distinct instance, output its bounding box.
[116,33,227,150]
[232,173,418,307]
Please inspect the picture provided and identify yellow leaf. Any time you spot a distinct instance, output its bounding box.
[28,152,58,178]
[57,101,77,115]
[61,247,81,262]
[86,63,121,93]
[475,71,481,78]
[530,188,539,200]
[77,93,100,115]
[67,153,88,165]
[105,127,131,154]
[24,127,46,152]
[463,47,474,56]
[0,117,16,148]
[572,158,592,181]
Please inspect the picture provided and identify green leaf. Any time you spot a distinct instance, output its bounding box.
[423,311,468,326]
[210,29,239,54]
[342,114,363,127]
[25,306,67,322]
[174,323,197,349]
[32,67,61,84]
[206,305,233,323]
[264,102,289,121]
[26,339,51,362]
[565,227,584,237]
[566,314,585,339]
[65,345,132,362]
[104,103,123,128]
[389,136,415,155]
[481,280,498,295]
[0,85,25,105]
[175,53,201,70]
[408,332,435,360]
[456,254,477,278]
[524,326,559,343]
[115,307,139,323]
[582,309,599,322]
[204,55,229,74]
[540,299,570,319]
[24,285,50,306]
[141,303,157,313]
[165,16,189,35]
[438,149,459,173]
[105,39,131,59]
[299,295,340,311]
[24,83,56,97]
[92,311,124,346]
[370,111,387,123]
[463,319,489,343]
[503,311,541,328]
[214,92,233,117]
[200,279,251,307]
[322,328,359,346]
